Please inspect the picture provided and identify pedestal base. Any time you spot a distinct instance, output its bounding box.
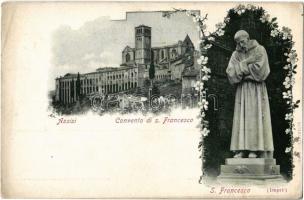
[218,158,286,184]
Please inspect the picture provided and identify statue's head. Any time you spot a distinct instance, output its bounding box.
[234,30,250,52]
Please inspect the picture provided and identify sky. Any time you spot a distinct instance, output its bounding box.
[46,2,301,91]
[3,2,300,91]
[51,11,200,76]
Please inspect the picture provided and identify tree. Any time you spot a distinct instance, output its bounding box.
[149,51,155,80]
[151,85,160,97]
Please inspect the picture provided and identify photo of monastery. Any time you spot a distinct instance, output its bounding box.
[50,12,201,114]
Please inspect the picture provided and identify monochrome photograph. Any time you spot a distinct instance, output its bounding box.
[49,11,200,115]
[1,2,302,199]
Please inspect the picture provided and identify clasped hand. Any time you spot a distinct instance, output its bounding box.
[245,53,262,64]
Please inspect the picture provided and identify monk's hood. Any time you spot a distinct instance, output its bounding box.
[236,39,259,52]
[247,39,259,51]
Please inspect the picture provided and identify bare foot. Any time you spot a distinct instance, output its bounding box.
[233,152,244,158]
[248,152,257,158]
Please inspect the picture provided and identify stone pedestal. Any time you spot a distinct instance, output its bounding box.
[218,158,285,183]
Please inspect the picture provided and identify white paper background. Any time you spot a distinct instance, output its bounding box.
[1,2,303,198]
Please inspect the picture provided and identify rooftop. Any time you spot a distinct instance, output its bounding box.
[135,24,151,29]
[182,67,199,77]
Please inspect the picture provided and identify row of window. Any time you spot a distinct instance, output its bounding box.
[124,48,179,64]
[83,73,137,84]
[82,82,138,94]
[156,74,170,80]
[59,78,138,90]
[59,72,138,87]
[136,28,151,35]
[59,82,138,102]
[156,49,178,60]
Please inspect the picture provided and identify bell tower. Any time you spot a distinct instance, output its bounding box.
[135,25,151,64]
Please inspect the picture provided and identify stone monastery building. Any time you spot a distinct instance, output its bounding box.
[55,25,195,104]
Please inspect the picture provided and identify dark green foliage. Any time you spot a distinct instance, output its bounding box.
[51,95,91,115]
[203,6,293,179]
[151,85,160,97]
[149,63,155,80]
[182,52,194,67]
[144,79,151,88]
[149,51,155,80]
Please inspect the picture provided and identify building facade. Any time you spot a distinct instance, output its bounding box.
[55,66,138,104]
[55,25,196,104]
[121,25,195,82]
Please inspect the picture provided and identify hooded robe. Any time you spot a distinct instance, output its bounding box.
[226,40,274,151]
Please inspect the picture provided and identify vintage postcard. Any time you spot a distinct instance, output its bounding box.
[1,1,303,199]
